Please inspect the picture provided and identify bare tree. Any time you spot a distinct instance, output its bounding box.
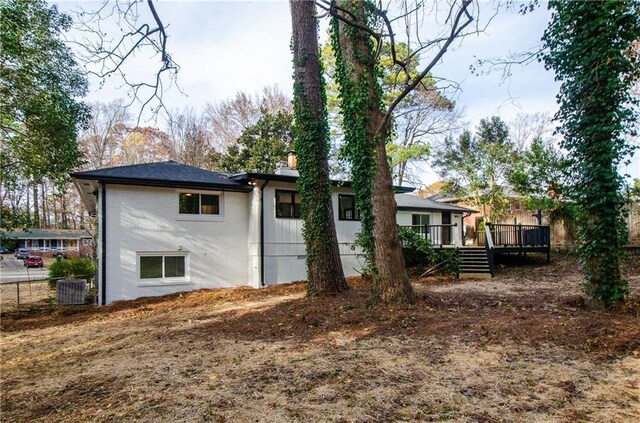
[72,1,178,117]
[391,91,464,186]
[166,109,216,169]
[78,100,130,170]
[508,111,554,152]
[204,86,292,152]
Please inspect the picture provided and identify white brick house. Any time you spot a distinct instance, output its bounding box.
[72,161,474,304]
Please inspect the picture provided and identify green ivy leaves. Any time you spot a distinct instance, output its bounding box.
[542,0,639,306]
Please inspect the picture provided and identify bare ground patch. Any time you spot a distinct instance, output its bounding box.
[1,255,639,422]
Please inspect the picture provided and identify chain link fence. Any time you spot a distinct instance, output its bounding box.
[0,277,96,312]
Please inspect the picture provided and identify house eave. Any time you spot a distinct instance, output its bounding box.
[71,175,253,193]
[231,172,415,193]
[397,206,479,213]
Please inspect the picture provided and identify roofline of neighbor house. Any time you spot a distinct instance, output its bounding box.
[230,172,415,193]
[396,206,479,213]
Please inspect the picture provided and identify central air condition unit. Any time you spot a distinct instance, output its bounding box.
[56,279,87,305]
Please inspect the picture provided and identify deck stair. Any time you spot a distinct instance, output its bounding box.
[459,247,493,278]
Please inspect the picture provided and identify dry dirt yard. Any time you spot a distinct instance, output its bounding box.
[1,255,639,422]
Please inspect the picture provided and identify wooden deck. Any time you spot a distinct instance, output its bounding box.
[402,223,552,277]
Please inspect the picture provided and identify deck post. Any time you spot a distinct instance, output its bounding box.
[518,224,523,264]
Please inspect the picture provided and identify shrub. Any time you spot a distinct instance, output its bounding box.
[48,257,96,290]
[398,226,459,276]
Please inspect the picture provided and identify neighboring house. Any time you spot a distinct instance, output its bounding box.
[71,160,474,305]
[0,229,93,256]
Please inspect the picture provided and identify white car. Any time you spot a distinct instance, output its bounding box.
[15,248,30,259]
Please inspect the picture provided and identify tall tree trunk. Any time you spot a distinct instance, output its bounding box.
[41,183,48,228]
[61,195,69,229]
[290,0,348,296]
[370,115,414,303]
[53,195,59,229]
[26,186,31,224]
[333,0,413,304]
[397,161,407,186]
[32,184,40,228]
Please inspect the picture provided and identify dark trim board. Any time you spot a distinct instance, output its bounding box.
[100,185,106,305]
[232,172,415,193]
[73,176,253,193]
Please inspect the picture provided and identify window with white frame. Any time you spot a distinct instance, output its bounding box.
[138,253,188,281]
[179,193,220,215]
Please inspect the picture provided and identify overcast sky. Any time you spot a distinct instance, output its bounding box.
[57,0,638,184]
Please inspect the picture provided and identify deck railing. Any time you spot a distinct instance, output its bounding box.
[486,223,550,247]
[484,224,496,276]
[477,223,551,263]
[401,224,458,247]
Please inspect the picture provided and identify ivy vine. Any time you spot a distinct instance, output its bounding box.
[542,0,640,306]
[329,1,385,270]
[291,33,346,293]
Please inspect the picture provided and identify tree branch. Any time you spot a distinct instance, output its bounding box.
[70,0,180,122]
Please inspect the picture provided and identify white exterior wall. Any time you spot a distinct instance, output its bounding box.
[98,181,467,303]
[452,213,464,245]
[247,187,262,288]
[261,182,364,285]
[103,184,251,303]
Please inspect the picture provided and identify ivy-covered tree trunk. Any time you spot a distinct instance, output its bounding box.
[332,0,414,304]
[542,0,640,307]
[289,0,349,296]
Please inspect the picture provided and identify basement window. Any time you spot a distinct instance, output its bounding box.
[138,253,188,284]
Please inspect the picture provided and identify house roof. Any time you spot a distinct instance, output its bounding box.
[1,229,92,240]
[231,172,415,193]
[71,161,253,192]
[395,194,478,213]
[426,193,459,203]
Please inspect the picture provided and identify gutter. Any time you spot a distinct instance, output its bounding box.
[100,184,107,305]
[72,176,253,193]
[259,180,269,287]
[232,172,414,193]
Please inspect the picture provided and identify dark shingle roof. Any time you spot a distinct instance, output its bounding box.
[395,194,477,213]
[71,161,252,192]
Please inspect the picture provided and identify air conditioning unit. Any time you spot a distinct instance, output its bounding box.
[56,279,87,305]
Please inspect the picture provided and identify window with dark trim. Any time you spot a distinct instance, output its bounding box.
[275,190,301,218]
[411,214,430,226]
[179,193,220,215]
[338,194,359,221]
[412,214,431,238]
